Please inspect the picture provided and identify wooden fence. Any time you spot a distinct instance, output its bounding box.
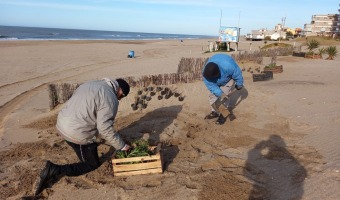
[48,57,208,110]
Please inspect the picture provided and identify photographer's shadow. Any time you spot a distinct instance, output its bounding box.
[244,135,307,199]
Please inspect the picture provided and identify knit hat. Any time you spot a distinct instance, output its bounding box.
[203,62,220,80]
[116,78,130,97]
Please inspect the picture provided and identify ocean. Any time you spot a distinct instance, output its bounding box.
[0,25,214,41]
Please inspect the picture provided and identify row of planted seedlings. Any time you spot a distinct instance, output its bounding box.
[130,85,184,111]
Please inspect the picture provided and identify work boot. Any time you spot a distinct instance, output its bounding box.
[33,160,60,196]
[204,111,219,119]
[215,114,226,125]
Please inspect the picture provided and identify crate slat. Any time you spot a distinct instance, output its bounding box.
[112,154,160,164]
[114,160,162,172]
[114,168,163,177]
[111,144,163,176]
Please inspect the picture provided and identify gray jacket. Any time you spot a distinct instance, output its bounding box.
[56,78,125,150]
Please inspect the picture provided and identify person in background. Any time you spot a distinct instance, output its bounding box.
[202,54,244,125]
[33,78,131,196]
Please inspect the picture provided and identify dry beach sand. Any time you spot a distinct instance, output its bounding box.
[0,38,340,199]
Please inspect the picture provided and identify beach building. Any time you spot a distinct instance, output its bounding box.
[245,25,286,41]
[245,29,266,41]
[303,5,340,37]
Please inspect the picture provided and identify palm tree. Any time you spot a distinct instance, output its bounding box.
[325,46,338,60]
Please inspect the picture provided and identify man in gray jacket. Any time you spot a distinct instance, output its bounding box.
[33,78,131,196]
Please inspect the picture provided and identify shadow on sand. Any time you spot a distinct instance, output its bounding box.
[224,87,249,122]
[118,105,182,170]
[244,135,307,199]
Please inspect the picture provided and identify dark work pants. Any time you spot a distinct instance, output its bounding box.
[58,141,101,177]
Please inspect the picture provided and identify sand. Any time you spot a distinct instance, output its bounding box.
[0,38,339,200]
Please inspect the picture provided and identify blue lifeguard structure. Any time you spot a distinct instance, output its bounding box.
[127,50,135,58]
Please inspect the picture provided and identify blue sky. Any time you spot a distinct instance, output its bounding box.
[0,0,339,36]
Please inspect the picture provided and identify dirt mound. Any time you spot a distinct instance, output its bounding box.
[1,103,325,200]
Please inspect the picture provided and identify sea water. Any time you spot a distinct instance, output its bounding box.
[0,25,214,41]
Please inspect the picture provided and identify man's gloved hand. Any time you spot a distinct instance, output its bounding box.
[219,93,229,102]
[120,144,131,151]
[235,85,243,90]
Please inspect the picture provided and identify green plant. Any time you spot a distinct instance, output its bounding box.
[115,139,153,159]
[315,47,325,59]
[266,62,277,68]
[317,47,325,56]
[305,51,314,56]
[306,39,319,53]
[325,46,338,60]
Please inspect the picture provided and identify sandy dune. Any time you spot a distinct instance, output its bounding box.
[0,39,339,199]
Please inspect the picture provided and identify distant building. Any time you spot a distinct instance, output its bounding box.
[245,26,286,41]
[303,7,340,37]
[245,28,266,41]
[275,24,284,31]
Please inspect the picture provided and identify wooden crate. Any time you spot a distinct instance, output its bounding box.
[111,144,163,176]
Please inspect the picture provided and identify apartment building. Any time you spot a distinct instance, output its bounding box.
[303,14,339,37]
[303,4,340,37]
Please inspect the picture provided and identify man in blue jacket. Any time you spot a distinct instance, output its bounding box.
[202,54,244,125]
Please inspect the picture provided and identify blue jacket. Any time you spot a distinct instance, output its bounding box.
[203,54,244,97]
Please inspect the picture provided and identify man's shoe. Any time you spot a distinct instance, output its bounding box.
[229,113,236,121]
[33,161,53,196]
[204,111,219,119]
[215,114,226,125]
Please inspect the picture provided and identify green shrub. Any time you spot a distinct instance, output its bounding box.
[306,39,319,52]
[325,46,338,60]
[317,47,325,57]
[266,63,277,68]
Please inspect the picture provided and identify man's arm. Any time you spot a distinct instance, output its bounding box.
[203,78,223,97]
[231,65,244,88]
[97,102,125,150]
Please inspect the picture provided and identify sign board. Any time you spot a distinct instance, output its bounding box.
[219,26,240,42]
